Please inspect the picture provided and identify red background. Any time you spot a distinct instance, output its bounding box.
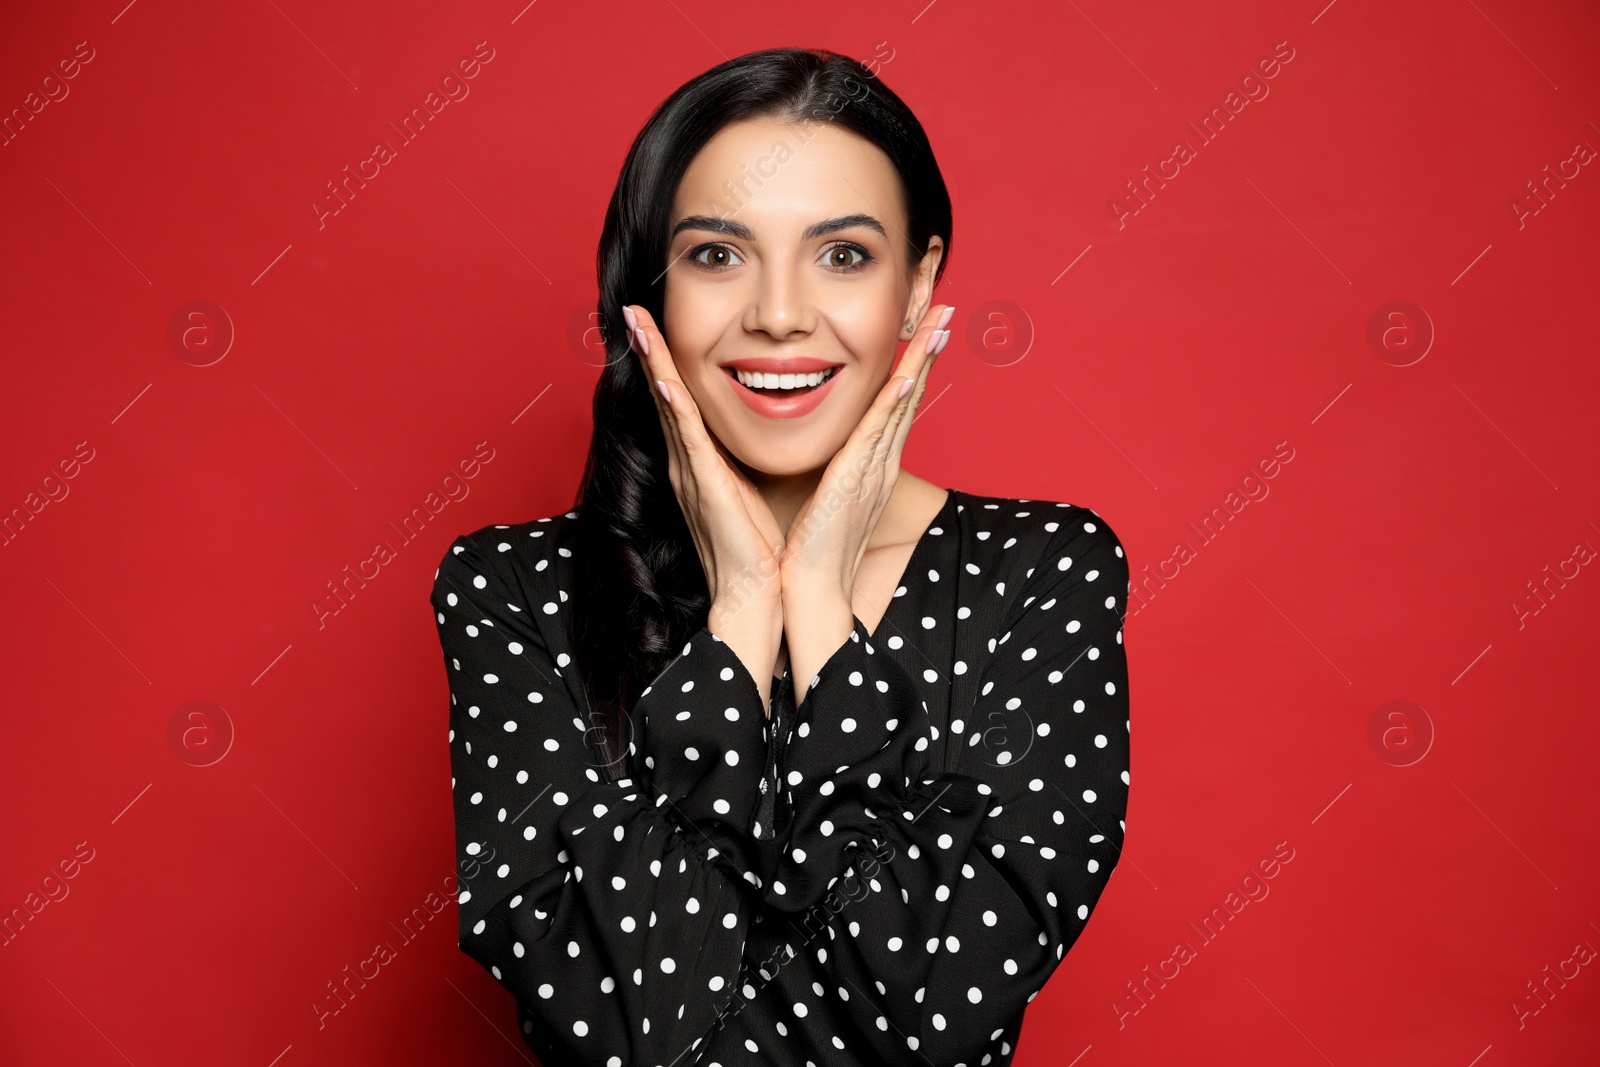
[3,0,1597,1063]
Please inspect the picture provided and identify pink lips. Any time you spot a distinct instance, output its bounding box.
[723,364,843,419]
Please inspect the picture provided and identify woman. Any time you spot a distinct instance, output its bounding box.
[430,47,1131,1066]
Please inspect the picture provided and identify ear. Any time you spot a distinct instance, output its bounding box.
[899,236,946,339]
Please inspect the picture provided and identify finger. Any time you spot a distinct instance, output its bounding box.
[653,376,695,507]
[634,327,687,476]
[649,370,717,567]
[625,304,665,408]
[887,340,940,459]
[876,334,934,460]
[625,304,676,413]
[631,307,725,473]
[653,362,717,479]
[833,313,947,503]
[890,303,953,392]
[626,306,691,464]
[883,324,945,451]
[641,330,753,564]
[626,305,695,504]
[629,305,688,396]
[629,307,702,482]
[857,367,917,465]
[878,314,944,454]
[821,371,903,516]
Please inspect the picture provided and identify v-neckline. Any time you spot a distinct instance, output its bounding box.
[866,486,957,642]
[772,487,958,684]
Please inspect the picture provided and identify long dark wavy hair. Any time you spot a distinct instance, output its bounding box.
[569,46,953,781]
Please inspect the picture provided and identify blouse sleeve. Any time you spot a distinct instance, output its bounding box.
[758,512,1131,1064]
[431,528,776,1067]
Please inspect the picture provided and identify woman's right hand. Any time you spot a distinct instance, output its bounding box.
[623,304,786,706]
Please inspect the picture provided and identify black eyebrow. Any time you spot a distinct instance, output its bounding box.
[670,213,887,242]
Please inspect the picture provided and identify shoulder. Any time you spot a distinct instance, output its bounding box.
[430,507,582,602]
[953,490,1126,555]
[952,490,1129,597]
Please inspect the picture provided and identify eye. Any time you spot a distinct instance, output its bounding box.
[688,243,743,271]
[820,243,873,272]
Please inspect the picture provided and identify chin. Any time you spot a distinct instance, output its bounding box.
[721,434,844,479]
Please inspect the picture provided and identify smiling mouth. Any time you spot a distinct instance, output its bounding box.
[723,366,841,394]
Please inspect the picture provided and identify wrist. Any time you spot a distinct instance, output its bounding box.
[707,596,783,704]
[778,567,851,616]
[709,591,782,636]
[780,596,855,703]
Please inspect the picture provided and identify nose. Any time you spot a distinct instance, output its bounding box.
[744,257,813,341]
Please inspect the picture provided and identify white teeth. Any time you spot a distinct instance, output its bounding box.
[734,367,837,390]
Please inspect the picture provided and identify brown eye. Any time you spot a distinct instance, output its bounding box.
[689,244,742,270]
[821,243,872,272]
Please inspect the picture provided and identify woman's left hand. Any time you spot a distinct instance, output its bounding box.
[779,303,953,696]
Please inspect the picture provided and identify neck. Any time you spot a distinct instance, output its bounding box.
[735,462,826,539]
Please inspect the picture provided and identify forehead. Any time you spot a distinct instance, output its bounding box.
[671,116,905,234]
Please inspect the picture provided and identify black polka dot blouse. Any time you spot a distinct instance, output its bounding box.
[429,488,1131,1066]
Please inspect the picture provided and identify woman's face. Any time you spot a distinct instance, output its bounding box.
[662,115,944,479]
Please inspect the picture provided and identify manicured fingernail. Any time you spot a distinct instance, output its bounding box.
[897,377,914,398]
[656,379,670,401]
[924,329,941,355]
[622,305,637,331]
[937,306,955,330]
[635,327,650,356]
[932,329,951,356]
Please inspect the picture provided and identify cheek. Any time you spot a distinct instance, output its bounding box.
[656,313,731,420]
[661,296,720,374]
[824,302,900,371]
